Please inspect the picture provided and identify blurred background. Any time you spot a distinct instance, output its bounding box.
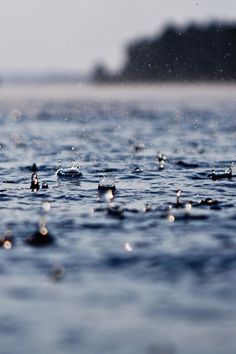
[0,0,235,83]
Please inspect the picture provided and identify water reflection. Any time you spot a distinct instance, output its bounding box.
[26,202,54,246]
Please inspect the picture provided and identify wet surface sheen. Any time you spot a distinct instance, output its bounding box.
[0,84,235,354]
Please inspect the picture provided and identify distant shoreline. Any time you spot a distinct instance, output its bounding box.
[0,82,235,104]
[1,80,236,87]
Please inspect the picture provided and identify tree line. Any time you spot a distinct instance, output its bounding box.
[93,22,236,82]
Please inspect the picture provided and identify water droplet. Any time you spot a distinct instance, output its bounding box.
[124,242,133,252]
[42,202,51,213]
[3,240,12,250]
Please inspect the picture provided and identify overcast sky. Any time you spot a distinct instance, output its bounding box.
[0,0,235,74]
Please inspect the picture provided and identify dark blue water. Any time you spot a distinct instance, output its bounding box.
[0,84,235,354]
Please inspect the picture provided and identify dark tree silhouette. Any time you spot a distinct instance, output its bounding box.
[92,64,111,82]
[92,22,236,82]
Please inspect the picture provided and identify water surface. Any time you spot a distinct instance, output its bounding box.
[0,83,235,354]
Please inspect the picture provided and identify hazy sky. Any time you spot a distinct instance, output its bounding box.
[0,0,235,74]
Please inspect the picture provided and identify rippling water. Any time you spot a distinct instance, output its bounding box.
[0,83,235,354]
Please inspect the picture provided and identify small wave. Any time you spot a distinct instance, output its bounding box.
[176,160,200,168]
